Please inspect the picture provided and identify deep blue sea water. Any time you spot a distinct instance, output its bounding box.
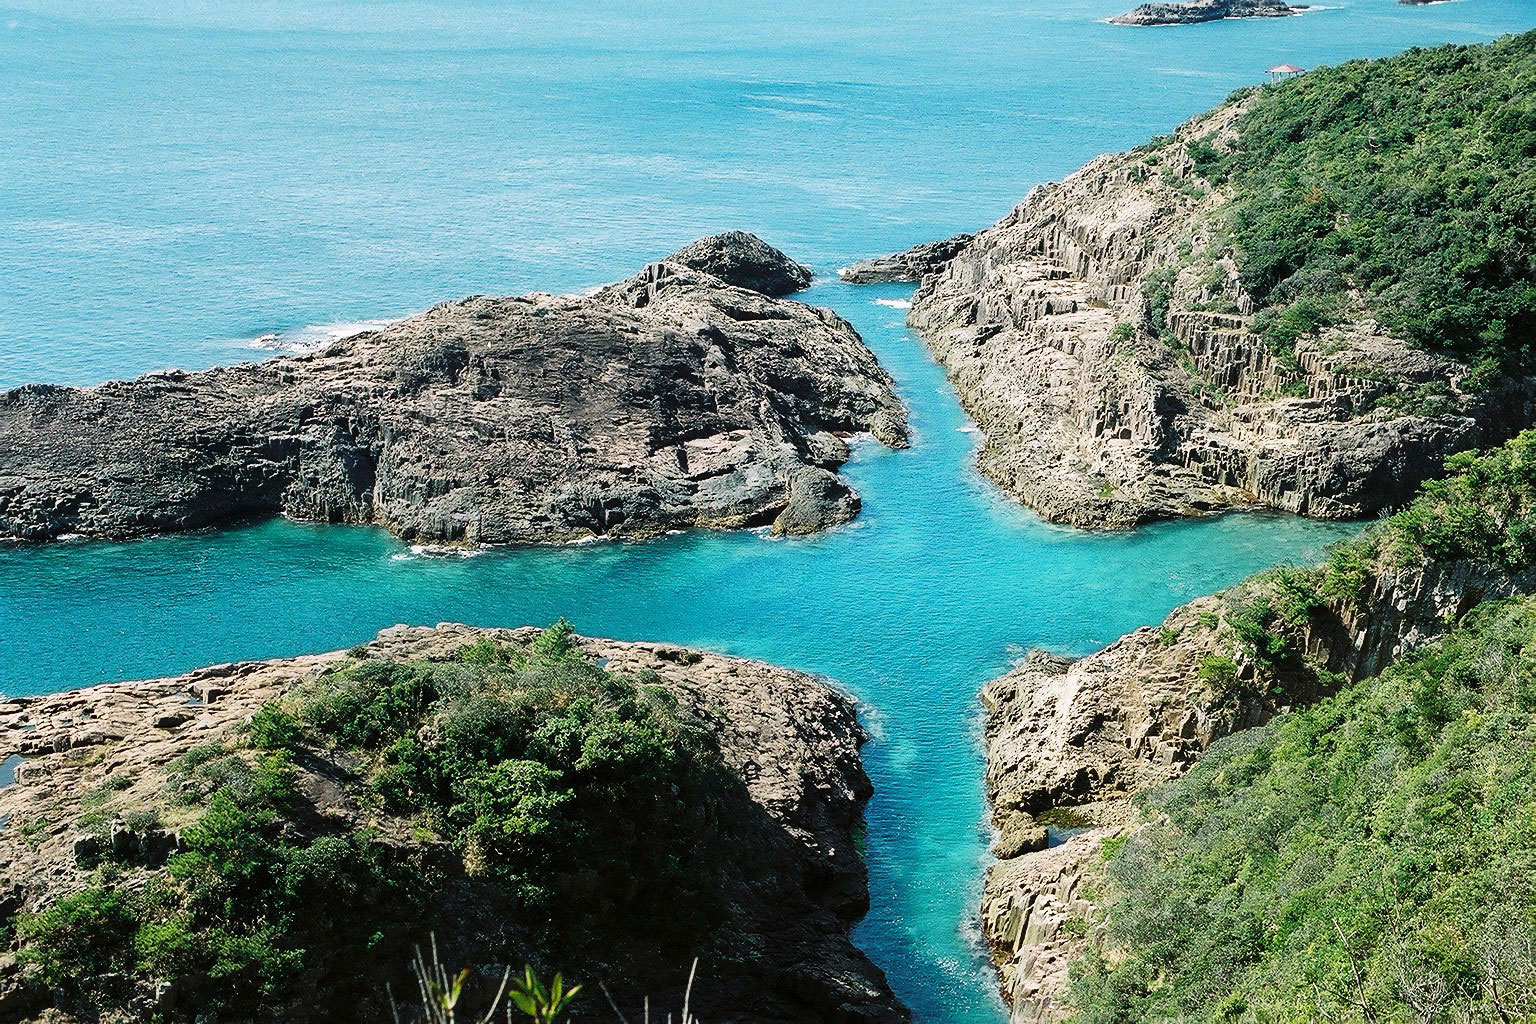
[3,2,1534,1021]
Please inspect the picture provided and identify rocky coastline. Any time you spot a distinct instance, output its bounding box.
[0,624,906,1024]
[837,236,973,285]
[978,490,1536,1020]
[850,100,1532,531]
[0,232,908,546]
[1109,0,1301,26]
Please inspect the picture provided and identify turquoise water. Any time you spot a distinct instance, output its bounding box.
[3,2,1534,1022]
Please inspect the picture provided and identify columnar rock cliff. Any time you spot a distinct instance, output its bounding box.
[895,103,1530,529]
[0,233,908,545]
[0,625,906,1024]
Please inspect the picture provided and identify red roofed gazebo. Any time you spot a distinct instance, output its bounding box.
[1267,64,1305,81]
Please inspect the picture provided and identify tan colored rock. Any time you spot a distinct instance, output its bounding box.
[905,101,1532,530]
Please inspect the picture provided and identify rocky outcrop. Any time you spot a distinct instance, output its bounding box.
[981,829,1111,1024]
[903,102,1533,530]
[1109,0,1298,26]
[0,624,906,1024]
[979,549,1536,1019]
[666,230,814,297]
[0,233,908,546]
[838,236,974,285]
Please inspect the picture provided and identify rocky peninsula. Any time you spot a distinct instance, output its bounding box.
[1109,0,1300,26]
[856,47,1535,530]
[0,623,906,1024]
[0,232,908,546]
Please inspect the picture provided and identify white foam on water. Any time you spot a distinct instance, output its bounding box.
[390,544,486,561]
[246,318,397,355]
[874,298,911,310]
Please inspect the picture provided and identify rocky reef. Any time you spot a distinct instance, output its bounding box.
[0,624,906,1024]
[878,99,1531,530]
[1109,0,1299,26]
[0,232,908,546]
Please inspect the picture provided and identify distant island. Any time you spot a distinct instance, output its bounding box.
[1110,0,1304,26]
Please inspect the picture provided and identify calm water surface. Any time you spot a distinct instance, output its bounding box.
[3,2,1533,1021]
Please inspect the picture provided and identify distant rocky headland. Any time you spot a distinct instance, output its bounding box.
[1109,0,1301,27]
[0,623,906,1024]
[850,34,1536,530]
[0,232,908,546]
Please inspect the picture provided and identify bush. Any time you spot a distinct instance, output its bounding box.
[248,704,303,749]
[1072,598,1536,1024]
[1216,31,1536,369]
[16,887,137,986]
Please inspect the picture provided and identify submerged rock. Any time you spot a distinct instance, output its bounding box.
[0,624,908,1024]
[0,232,908,545]
[839,235,973,284]
[1109,0,1299,26]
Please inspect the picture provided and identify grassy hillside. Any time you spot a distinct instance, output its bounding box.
[1192,30,1536,371]
[1072,598,1536,1024]
[16,624,745,1021]
[1068,432,1536,1023]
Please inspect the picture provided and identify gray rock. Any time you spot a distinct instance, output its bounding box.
[771,467,860,536]
[0,233,907,546]
[839,235,974,284]
[908,100,1534,530]
[665,230,813,296]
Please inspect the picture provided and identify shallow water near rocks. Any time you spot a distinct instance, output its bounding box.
[4,1,1534,1021]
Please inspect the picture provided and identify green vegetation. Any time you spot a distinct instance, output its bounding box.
[14,622,746,1022]
[1071,598,1536,1023]
[1202,31,1536,369]
[1381,429,1536,572]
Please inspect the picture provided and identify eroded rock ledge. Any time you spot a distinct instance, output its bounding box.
[855,104,1531,530]
[0,624,907,1024]
[0,232,908,545]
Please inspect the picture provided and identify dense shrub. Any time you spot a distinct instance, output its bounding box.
[13,622,739,1021]
[1072,599,1536,1024]
[1209,30,1536,368]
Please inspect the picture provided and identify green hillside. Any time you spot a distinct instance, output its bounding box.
[1195,30,1536,371]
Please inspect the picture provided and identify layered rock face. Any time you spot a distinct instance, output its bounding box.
[1109,0,1298,26]
[0,233,908,545]
[978,553,1536,1020]
[838,236,973,285]
[900,103,1530,529]
[0,625,906,1024]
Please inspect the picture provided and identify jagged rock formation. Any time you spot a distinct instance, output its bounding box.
[900,102,1532,529]
[0,624,907,1024]
[838,236,973,285]
[0,233,908,546]
[1109,0,1298,26]
[979,550,1536,1020]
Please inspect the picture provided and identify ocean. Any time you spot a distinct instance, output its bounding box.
[3,1,1533,1020]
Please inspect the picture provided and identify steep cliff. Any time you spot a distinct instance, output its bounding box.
[893,35,1536,529]
[0,624,906,1024]
[0,233,908,546]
